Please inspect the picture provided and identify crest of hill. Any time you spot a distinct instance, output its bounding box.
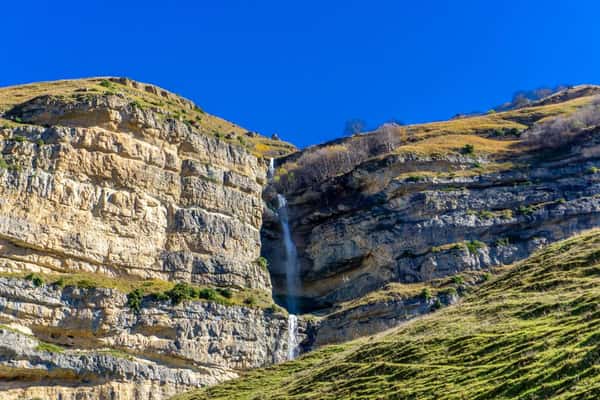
[0,77,295,158]
[273,84,600,194]
[175,228,600,400]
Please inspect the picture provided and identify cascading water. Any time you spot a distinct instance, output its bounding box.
[267,158,275,179]
[287,314,298,360]
[276,193,300,360]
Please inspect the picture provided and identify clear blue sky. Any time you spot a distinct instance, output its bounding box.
[1,1,599,147]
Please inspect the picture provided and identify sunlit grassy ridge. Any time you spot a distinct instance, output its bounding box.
[175,229,600,399]
[0,77,295,157]
[273,89,600,193]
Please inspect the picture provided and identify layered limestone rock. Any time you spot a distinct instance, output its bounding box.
[0,326,236,400]
[0,91,268,289]
[0,278,301,369]
[0,79,293,399]
[263,128,600,310]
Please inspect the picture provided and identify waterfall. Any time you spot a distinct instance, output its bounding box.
[267,158,275,179]
[276,193,300,359]
[287,314,298,360]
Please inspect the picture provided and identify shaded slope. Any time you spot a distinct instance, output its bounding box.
[176,229,600,399]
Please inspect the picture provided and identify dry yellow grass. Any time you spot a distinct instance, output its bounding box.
[409,115,525,139]
[0,77,295,158]
[397,134,518,156]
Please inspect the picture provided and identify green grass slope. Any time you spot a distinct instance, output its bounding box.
[174,229,600,399]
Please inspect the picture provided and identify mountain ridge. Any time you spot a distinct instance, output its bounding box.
[0,77,599,399]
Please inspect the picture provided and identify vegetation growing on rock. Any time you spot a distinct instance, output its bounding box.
[177,229,600,400]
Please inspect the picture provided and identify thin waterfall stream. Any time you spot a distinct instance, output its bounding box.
[270,158,300,360]
[276,193,300,360]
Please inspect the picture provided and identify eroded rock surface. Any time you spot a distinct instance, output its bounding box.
[264,129,600,309]
[0,79,290,399]
[0,92,268,290]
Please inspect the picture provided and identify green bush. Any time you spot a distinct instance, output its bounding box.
[217,288,233,299]
[130,100,144,110]
[452,275,464,285]
[586,166,599,175]
[11,135,26,142]
[462,144,475,154]
[36,139,44,146]
[166,282,196,305]
[256,256,269,270]
[152,292,170,302]
[99,79,113,88]
[518,205,535,215]
[482,272,492,282]
[466,240,485,254]
[244,295,257,307]
[420,288,432,302]
[444,287,458,296]
[406,175,426,183]
[25,273,44,287]
[127,288,144,313]
[53,277,66,288]
[431,298,443,310]
[198,288,219,301]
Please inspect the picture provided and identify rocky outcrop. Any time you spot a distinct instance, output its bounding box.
[0,79,289,399]
[0,278,304,369]
[0,92,268,290]
[308,289,458,348]
[263,128,600,309]
[0,326,236,400]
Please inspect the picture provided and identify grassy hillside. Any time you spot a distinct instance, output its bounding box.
[0,77,295,157]
[175,229,600,399]
[273,86,600,193]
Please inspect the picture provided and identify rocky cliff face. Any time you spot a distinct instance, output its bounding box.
[0,77,299,399]
[3,78,600,399]
[1,90,268,290]
[267,141,600,306]
[262,88,600,346]
[0,277,311,400]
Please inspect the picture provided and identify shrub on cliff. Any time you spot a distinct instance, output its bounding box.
[25,273,44,287]
[166,282,196,305]
[244,295,257,306]
[274,124,404,193]
[217,287,233,299]
[524,96,600,149]
[466,240,485,254]
[256,256,269,270]
[462,143,475,154]
[420,287,432,301]
[198,288,219,301]
[127,288,144,313]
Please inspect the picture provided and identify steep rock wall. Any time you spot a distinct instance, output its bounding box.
[263,129,600,309]
[1,94,268,289]
[0,83,296,399]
